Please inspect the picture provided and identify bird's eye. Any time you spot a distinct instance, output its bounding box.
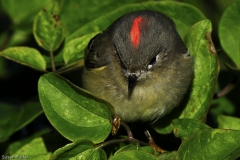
[86,33,102,53]
[147,56,157,69]
[149,56,156,65]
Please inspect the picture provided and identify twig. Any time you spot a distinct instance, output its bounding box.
[214,74,239,99]
[49,50,56,72]
[120,121,133,139]
[95,136,148,149]
[95,120,148,149]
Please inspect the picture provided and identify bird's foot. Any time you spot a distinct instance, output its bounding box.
[145,130,164,153]
[111,115,121,135]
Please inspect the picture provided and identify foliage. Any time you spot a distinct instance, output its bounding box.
[0,0,240,159]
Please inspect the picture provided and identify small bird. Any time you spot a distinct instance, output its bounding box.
[82,10,194,122]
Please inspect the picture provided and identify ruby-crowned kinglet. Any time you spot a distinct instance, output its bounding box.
[69,10,193,122]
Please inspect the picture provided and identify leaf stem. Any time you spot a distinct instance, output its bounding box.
[214,74,239,98]
[120,121,133,139]
[95,137,148,149]
[50,50,56,72]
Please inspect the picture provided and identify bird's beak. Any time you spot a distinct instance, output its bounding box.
[128,73,138,99]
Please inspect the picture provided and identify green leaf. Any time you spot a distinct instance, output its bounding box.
[219,0,240,70]
[157,151,177,160]
[115,144,155,156]
[181,20,219,120]
[50,138,95,159]
[63,32,98,64]
[38,72,114,143]
[51,138,106,160]
[27,153,52,160]
[14,101,44,133]
[6,129,51,155]
[10,137,47,155]
[58,0,149,36]
[12,137,52,159]
[109,150,158,160]
[178,129,240,160]
[0,0,51,30]
[70,148,107,160]
[210,97,235,117]
[0,103,22,142]
[67,1,205,43]
[133,146,155,155]
[33,1,65,51]
[0,101,43,142]
[225,63,240,73]
[217,115,240,130]
[0,47,47,71]
[1,30,30,48]
[152,119,174,135]
[172,118,210,140]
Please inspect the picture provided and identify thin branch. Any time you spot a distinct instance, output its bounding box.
[49,50,56,72]
[214,75,239,99]
[120,121,133,139]
[95,138,130,148]
[95,120,148,149]
[95,137,148,149]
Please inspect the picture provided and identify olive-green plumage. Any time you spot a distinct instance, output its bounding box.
[82,10,194,122]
